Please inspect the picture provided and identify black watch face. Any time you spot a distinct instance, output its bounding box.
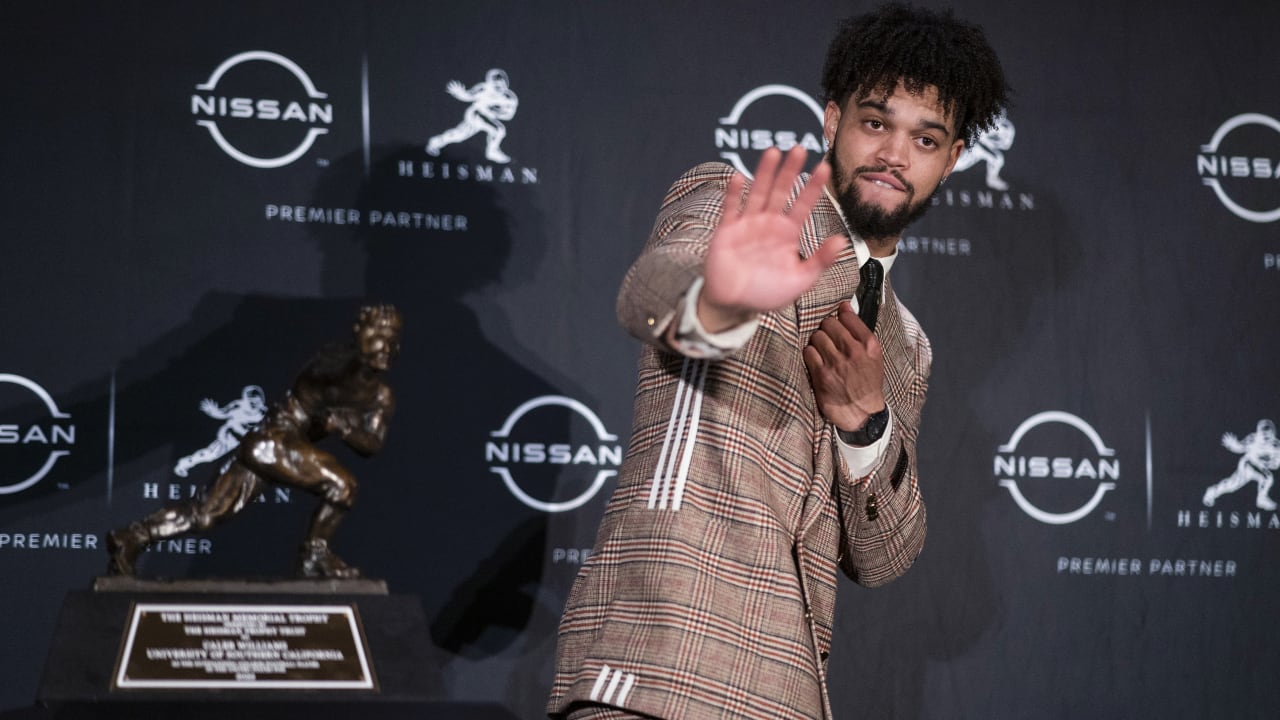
[863,409,889,442]
[840,409,887,445]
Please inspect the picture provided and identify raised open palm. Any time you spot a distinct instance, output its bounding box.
[699,146,848,331]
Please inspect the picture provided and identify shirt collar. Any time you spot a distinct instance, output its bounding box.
[822,186,899,275]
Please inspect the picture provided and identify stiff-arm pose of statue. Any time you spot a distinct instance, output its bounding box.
[107,304,402,579]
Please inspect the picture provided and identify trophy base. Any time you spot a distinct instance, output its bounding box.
[30,579,499,718]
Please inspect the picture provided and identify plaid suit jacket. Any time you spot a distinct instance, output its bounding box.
[549,162,930,720]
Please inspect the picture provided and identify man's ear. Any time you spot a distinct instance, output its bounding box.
[944,138,965,175]
[823,101,842,148]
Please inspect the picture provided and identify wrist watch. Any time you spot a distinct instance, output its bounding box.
[837,407,889,446]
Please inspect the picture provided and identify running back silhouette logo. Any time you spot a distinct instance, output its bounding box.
[1203,419,1280,511]
[953,113,1015,190]
[172,386,268,478]
[426,69,519,164]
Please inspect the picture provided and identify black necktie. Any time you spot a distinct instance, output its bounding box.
[857,258,883,332]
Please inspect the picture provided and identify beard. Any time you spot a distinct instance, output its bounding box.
[828,139,937,242]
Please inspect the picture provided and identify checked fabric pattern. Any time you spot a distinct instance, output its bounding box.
[549,162,931,720]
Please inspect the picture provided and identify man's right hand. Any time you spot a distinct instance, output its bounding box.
[698,145,849,333]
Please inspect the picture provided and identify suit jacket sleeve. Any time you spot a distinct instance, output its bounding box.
[834,318,930,587]
[616,162,744,353]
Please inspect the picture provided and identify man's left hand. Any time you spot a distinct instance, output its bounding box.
[803,301,886,431]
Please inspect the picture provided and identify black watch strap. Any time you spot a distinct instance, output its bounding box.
[837,407,889,446]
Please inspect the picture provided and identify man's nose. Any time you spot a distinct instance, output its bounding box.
[876,132,910,168]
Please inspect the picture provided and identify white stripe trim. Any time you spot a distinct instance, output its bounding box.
[659,360,699,508]
[601,669,624,704]
[648,358,690,508]
[671,359,708,511]
[589,664,611,702]
[615,672,637,706]
[649,358,705,510]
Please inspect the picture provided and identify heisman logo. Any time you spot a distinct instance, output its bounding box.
[1202,419,1280,511]
[714,84,825,179]
[172,386,267,478]
[426,69,520,164]
[191,50,333,168]
[994,411,1120,525]
[0,374,75,496]
[953,113,1015,190]
[486,396,622,513]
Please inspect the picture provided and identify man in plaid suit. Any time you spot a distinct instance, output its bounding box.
[550,5,1010,718]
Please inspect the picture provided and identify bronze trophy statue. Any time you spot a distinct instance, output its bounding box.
[107,304,402,579]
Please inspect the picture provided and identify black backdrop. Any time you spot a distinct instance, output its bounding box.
[2,1,1279,717]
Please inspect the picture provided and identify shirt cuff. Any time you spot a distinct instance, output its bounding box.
[671,276,760,356]
[836,410,894,479]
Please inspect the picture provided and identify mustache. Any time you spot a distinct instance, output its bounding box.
[853,166,915,196]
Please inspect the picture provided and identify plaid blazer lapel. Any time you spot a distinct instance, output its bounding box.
[794,195,857,536]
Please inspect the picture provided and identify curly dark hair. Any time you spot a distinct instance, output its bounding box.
[821,3,1010,147]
